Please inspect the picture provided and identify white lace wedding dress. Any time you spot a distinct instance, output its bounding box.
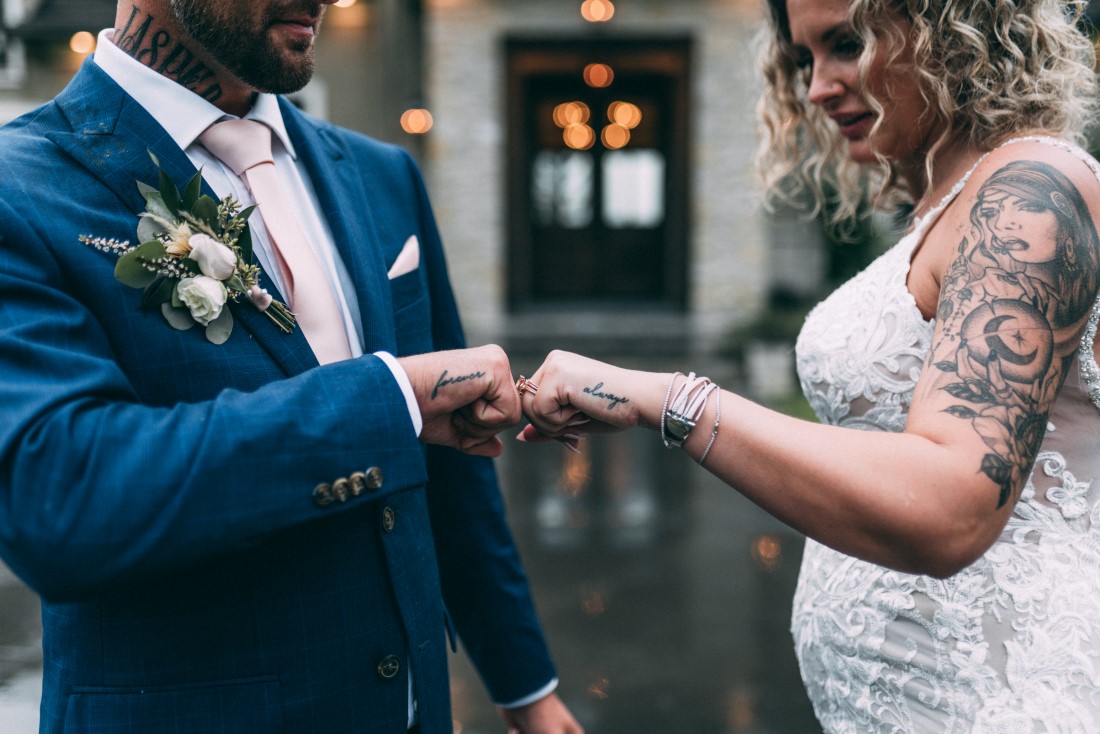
[792,138,1100,733]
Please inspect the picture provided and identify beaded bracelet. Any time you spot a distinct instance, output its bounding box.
[659,372,684,448]
[698,388,720,466]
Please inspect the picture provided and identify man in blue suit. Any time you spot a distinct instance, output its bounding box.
[0,1,583,732]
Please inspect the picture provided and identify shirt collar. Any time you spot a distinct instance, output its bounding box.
[92,28,297,159]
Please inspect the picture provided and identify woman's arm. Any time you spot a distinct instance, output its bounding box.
[521,142,1100,577]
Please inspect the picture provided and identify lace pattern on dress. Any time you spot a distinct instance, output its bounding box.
[792,136,1100,733]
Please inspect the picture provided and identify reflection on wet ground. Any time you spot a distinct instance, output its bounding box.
[447,425,820,733]
[0,358,822,733]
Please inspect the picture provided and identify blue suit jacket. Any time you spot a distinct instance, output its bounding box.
[0,60,555,733]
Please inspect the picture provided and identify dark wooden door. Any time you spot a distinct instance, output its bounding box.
[507,38,691,309]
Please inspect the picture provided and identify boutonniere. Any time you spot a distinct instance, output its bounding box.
[79,153,295,344]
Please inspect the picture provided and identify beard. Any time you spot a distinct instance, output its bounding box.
[167,0,325,94]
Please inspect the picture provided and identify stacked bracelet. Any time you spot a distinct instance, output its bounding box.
[660,371,722,465]
[662,372,717,448]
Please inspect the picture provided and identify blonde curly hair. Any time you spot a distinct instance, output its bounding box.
[755,0,1099,225]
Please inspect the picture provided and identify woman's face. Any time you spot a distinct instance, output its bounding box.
[785,0,937,167]
[977,190,1061,265]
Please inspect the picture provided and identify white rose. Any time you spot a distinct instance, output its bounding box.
[177,276,228,326]
[187,233,237,280]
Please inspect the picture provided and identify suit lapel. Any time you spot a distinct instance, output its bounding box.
[280,100,396,353]
[46,61,317,377]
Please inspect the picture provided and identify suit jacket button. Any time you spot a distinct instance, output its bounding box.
[333,477,350,503]
[348,472,366,496]
[312,483,334,508]
[377,654,400,680]
[382,506,396,533]
[365,466,384,491]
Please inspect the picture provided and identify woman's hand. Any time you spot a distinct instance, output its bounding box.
[517,350,671,448]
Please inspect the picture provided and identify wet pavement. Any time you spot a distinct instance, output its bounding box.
[0,357,822,733]
[0,562,42,732]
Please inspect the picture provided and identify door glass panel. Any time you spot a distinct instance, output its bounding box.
[532,150,594,229]
[602,150,665,228]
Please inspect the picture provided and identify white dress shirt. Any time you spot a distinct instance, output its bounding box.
[92,29,557,717]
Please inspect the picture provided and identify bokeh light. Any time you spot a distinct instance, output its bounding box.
[601,123,630,150]
[69,31,96,55]
[400,108,434,135]
[564,124,596,151]
[583,63,615,88]
[751,533,783,572]
[581,0,616,22]
[587,675,611,700]
[608,101,643,129]
[553,101,591,128]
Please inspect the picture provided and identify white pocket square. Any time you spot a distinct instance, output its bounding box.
[387,235,420,279]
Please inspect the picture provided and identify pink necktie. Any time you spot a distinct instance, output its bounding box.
[199,119,352,365]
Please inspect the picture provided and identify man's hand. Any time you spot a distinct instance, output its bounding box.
[398,345,520,457]
[499,693,584,734]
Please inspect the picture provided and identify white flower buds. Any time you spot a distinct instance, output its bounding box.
[188,233,237,280]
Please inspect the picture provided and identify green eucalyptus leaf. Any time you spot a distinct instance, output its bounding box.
[158,168,181,216]
[140,274,175,310]
[115,241,167,288]
[182,171,202,211]
[137,214,167,244]
[192,196,220,228]
[225,274,247,293]
[237,205,257,223]
[143,191,174,221]
[205,308,234,345]
[161,302,195,330]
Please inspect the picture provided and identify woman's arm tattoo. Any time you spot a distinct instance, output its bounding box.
[927,160,1100,508]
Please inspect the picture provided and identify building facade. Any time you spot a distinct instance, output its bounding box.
[424,0,821,355]
[0,0,828,362]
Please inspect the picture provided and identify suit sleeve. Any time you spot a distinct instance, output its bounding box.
[398,152,559,704]
[0,196,428,601]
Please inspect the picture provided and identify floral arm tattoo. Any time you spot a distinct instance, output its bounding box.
[925,160,1100,508]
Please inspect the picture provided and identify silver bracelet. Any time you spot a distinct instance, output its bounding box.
[698,387,720,466]
[659,372,684,448]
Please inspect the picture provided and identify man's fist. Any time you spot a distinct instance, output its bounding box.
[398,345,520,456]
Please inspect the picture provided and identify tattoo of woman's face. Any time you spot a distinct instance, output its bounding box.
[977,193,1060,265]
[932,159,1100,508]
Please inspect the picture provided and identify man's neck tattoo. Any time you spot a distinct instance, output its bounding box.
[116,7,222,102]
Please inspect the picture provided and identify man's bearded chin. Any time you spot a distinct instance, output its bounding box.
[167,0,324,94]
